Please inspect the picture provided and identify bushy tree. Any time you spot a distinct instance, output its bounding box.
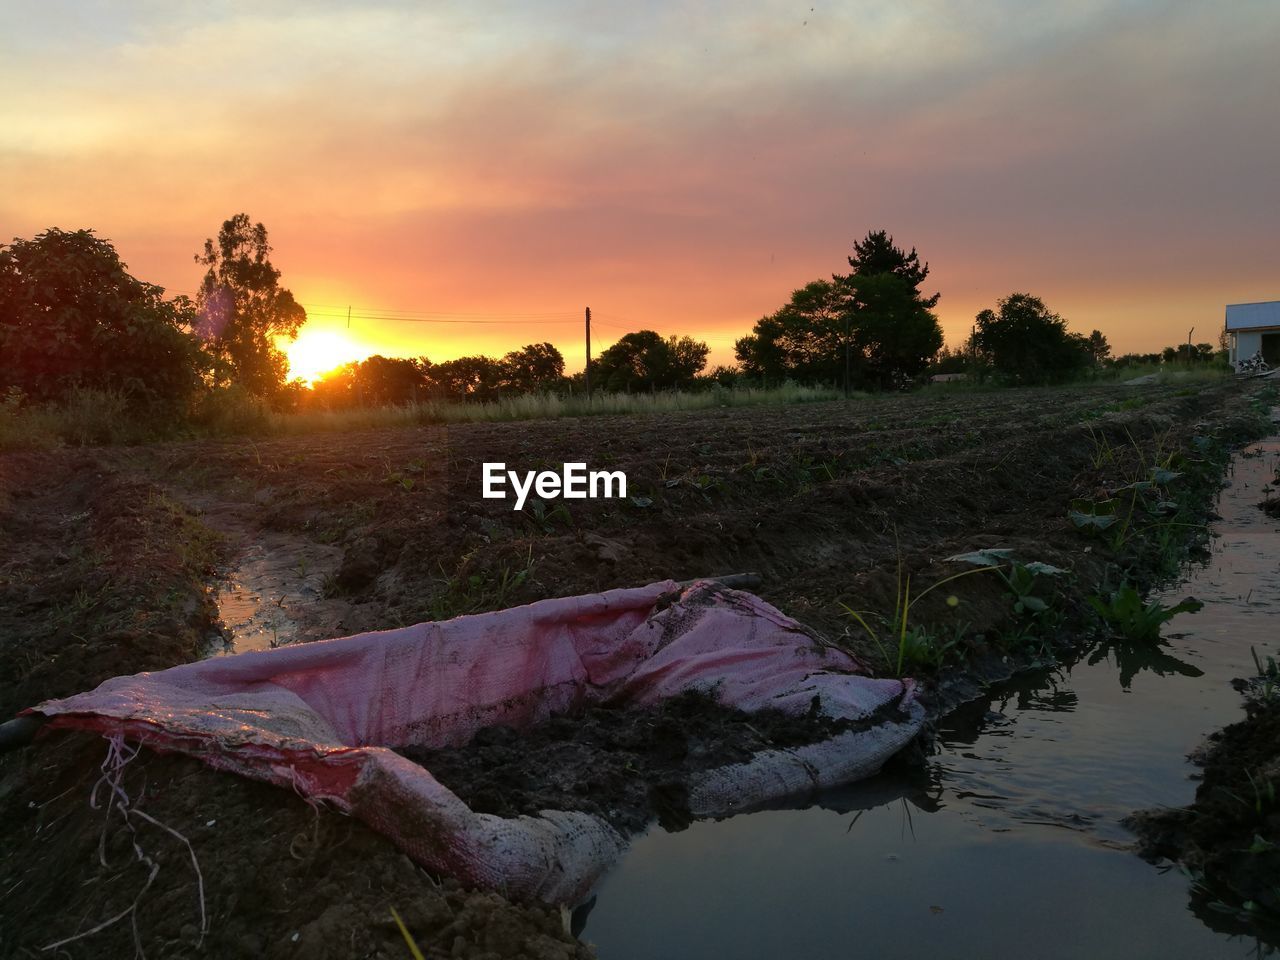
[1158,342,1218,364]
[431,356,505,401]
[308,356,422,408]
[969,293,1092,384]
[842,272,942,387]
[196,214,306,401]
[842,229,940,308]
[594,330,709,392]
[0,228,202,405]
[1084,330,1111,364]
[702,364,742,388]
[308,343,570,408]
[1111,352,1162,367]
[734,280,846,384]
[500,342,564,393]
[736,231,942,388]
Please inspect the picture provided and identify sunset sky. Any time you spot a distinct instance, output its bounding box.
[3,1,1278,378]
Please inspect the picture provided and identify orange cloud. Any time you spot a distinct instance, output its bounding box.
[3,2,1277,368]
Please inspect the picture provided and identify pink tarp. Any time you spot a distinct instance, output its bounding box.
[32,580,923,903]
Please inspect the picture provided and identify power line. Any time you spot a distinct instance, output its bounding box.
[169,290,740,343]
[303,310,579,326]
[166,289,584,325]
[303,306,581,321]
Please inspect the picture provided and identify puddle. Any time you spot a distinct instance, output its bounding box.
[580,434,1280,958]
[210,531,342,654]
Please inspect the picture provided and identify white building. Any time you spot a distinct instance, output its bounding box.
[1226,300,1280,368]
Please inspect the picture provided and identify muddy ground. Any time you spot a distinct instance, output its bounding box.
[1126,450,1280,933]
[0,380,1275,958]
[399,690,897,835]
[1129,689,1280,928]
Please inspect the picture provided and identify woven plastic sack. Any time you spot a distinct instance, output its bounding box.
[32,580,923,903]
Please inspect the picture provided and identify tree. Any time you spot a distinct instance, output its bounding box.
[310,355,428,408]
[594,330,709,392]
[1084,330,1111,364]
[969,293,1092,384]
[430,356,505,401]
[735,280,846,384]
[196,214,306,401]
[836,230,942,387]
[0,228,202,405]
[662,335,711,386]
[930,346,970,375]
[736,231,943,389]
[842,229,940,308]
[500,342,565,393]
[841,272,942,387]
[354,355,425,405]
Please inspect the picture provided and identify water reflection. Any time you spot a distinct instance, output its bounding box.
[1086,635,1204,690]
[583,436,1280,957]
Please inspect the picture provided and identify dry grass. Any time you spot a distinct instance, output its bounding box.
[0,383,847,449]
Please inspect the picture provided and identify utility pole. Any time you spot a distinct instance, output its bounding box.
[346,305,351,330]
[584,306,592,398]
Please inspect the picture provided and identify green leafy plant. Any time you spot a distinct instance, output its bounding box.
[1086,425,1118,470]
[1069,498,1119,533]
[522,497,573,533]
[945,549,1066,618]
[1222,769,1276,821]
[1087,583,1202,643]
[425,547,536,620]
[841,557,998,676]
[1252,646,1279,702]
[1252,646,1279,681]
[1003,561,1054,616]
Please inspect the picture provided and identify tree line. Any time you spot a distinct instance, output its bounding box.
[1,217,1226,420]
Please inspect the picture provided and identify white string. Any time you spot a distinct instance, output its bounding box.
[42,733,208,954]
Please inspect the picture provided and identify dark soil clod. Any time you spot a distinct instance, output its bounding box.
[395,690,867,836]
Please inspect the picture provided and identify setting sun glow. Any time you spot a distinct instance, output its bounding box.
[284,330,366,384]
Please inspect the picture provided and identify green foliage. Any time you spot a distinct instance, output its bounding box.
[594,330,709,392]
[1253,647,1280,683]
[424,549,536,621]
[0,228,202,406]
[189,384,271,435]
[1252,647,1279,702]
[945,549,1065,618]
[841,559,998,676]
[1223,769,1277,823]
[195,213,306,402]
[1069,497,1119,533]
[1002,561,1052,616]
[1087,584,1203,643]
[969,293,1094,384]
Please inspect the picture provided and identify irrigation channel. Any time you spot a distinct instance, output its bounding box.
[579,433,1280,959]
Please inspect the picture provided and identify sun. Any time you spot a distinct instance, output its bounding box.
[284,330,365,384]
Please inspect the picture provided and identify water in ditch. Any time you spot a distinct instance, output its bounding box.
[580,437,1280,959]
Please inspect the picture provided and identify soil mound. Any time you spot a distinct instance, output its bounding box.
[397,691,888,834]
